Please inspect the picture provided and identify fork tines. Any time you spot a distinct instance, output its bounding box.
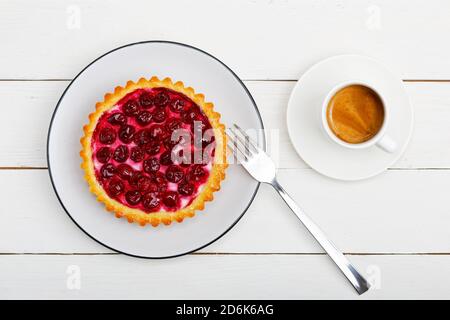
[226,124,259,161]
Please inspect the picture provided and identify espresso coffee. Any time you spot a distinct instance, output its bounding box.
[326,85,384,144]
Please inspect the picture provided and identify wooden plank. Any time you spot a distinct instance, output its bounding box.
[2,169,450,254]
[0,254,449,299]
[0,81,67,167]
[1,0,450,80]
[2,81,450,168]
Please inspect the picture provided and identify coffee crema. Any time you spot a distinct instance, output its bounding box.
[326,85,384,144]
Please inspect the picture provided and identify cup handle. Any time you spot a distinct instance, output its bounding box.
[376,134,397,153]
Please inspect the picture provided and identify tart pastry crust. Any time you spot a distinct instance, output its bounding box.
[80,76,227,227]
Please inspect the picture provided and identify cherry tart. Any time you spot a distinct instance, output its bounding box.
[80,77,227,227]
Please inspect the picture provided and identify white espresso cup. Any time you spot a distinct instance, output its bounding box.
[321,80,397,153]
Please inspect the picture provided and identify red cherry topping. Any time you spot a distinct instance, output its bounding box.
[163,135,178,150]
[129,171,144,188]
[142,192,161,210]
[153,172,168,192]
[162,191,179,208]
[165,165,184,183]
[133,129,152,146]
[116,164,133,181]
[125,190,142,205]
[130,146,145,162]
[148,183,158,193]
[201,134,215,148]
[136,111,153,126]
[113,145,129,162]
[181,107,199,123]
[159,150,173,166]
[187,164,207,183]
[99,127,117,145]
[107,113,127,126]
[136,175,153,192]
[107,178,124,198]
[152,109,167,123]
[143,158,160,173]
[96,147,112,163]
[144,140,161,156]
[178,150,194,167]
[178,182,194,196]
[123,100,139,116]
[118,125,135,143]
[92,87,216,213]
[100,163,116,179]
[169,99,185,113]
[166,118,182,132]
[148,124,165,139]
[154,91,169,107]
[139,92,154,108]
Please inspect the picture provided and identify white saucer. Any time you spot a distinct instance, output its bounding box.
[47,41,265,258]
[286,55,413,181]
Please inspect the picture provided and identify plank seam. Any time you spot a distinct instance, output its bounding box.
[1,79,450,82]
[1,252,449,256]
[1,167,450,171]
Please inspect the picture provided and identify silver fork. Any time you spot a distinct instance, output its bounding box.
[227,123,370,295]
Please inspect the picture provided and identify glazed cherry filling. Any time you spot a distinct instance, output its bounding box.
[91,87,215,213]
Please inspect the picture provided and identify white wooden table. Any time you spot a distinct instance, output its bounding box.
[1,0,450,299]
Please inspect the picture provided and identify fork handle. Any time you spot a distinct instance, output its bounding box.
[271,179,370,295]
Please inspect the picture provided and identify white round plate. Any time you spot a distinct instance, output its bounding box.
[287,55,413,181]
[48,41,265,258]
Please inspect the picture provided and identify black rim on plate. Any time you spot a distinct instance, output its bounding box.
[47,40,266,259]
